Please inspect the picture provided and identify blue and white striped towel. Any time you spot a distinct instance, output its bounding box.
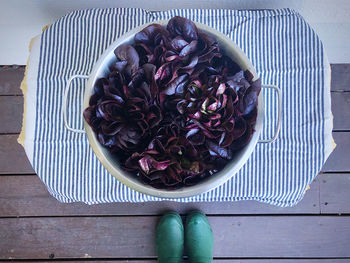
[20,8,334,206]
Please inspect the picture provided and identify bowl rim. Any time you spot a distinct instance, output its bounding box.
[83,19,264,198]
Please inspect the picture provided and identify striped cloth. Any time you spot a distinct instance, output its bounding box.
[20,8,334,206]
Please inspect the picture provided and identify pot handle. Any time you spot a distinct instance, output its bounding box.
[258,84,282,143]
[63,74,89,133]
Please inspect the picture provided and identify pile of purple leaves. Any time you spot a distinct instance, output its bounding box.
[84,16,261,189]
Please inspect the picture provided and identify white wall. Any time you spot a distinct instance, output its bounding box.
[0,0,349,64]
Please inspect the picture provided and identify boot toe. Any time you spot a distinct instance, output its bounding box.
[156,212,184,263]
[185,211,213,263]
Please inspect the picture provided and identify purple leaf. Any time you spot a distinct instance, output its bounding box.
[114,44,140,75]
[135,24,168,44]
[170,36,189,51]
[179,40,198,57]
[162,74,188,95]
[84,17,261,190]
[167,16,198,42]
[206,140,232,159]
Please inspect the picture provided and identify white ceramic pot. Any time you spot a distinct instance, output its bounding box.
[63,20,281,198]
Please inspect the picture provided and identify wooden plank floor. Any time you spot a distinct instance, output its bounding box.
[0,65,349,262]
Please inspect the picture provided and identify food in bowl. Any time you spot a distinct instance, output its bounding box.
[83,16,261,189]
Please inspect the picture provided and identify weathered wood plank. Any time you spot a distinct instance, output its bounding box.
[322,132,350,172]
[1,216,349,259]
[0,175,319,217]
[0,96,23,133]
[332,92,350,131]
[0,66,25,95]
[11,260,350,263]
[0,65,346,96]
[2,91,349,134]
[1,132,348,175]
[0,135,34,174]
[331,64,350,91]
[320,173,350,214]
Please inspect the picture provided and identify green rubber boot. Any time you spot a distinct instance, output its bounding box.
[156,212,184,263]
[185,211,213,263]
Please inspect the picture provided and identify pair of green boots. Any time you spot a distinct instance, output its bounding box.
[156,211,213,263]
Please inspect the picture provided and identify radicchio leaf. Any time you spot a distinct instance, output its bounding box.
[84,16,262,190]
[114,44,140,76]
[167,16,198,42]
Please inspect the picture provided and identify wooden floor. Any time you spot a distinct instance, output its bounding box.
[0,65,349,262]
